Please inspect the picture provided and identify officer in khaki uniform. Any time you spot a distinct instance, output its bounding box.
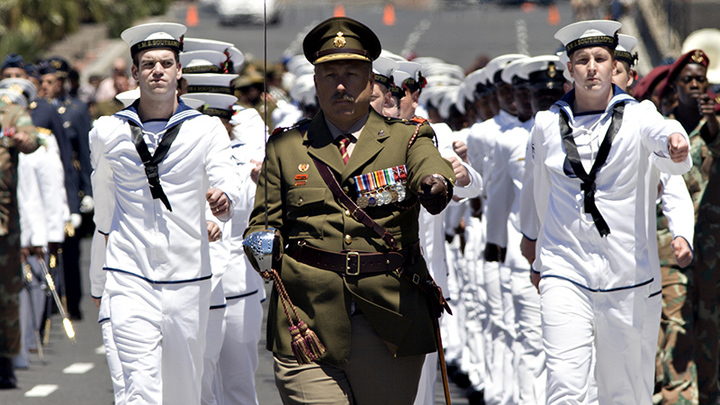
[0,92,39,388]
[244,17,456,405]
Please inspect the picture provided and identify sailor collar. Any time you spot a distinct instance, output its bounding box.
[114,99,202,130]
[552,85,635,124]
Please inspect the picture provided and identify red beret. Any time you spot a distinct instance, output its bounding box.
[657,49,710,100]
[633,64,671,101]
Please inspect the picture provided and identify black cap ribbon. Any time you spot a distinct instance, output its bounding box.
[559,102,625,237]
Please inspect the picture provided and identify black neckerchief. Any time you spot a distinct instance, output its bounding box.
[129,121,184,212]
[559,102,625,237]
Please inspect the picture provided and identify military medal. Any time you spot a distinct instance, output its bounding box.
[357,195,369,208]
[367,194,377,207]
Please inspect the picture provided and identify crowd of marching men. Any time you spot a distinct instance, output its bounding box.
[2,14,720,405]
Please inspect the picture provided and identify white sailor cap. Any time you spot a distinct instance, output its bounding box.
[181,92,238,120]
[0,78,37,107]
[396,61,424,91]
[179,96,205,110]
[289,74,317,106]
[558,51,573,82]
[182,38,244,73]
[485,54,528,85]
[413,57,446,68]
[373,56,399,90]
[115,88,140,108]
[501,58,530,86]
[180,50,240,74]
[425,75,462,88]
[380,49,407,62]
[183,73,239,95]
[615,34,638,67]
[517,55,566,89]
[438,86,461,119]
[286,54,314,77]
[121,22,186,57]
[422,63,465,82]
[554,20,621,57]
[418,85,446,110]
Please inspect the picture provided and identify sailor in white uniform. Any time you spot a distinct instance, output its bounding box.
[519,20,691,405]
[89,22,241,405]
[466,53,527,405]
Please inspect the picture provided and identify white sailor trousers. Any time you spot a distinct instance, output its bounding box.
[540,276,653,405]
[106,271,211,405]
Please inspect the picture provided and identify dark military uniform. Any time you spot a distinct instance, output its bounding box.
[28,98,80,219]
[52,93,92,320]
[0,100,38,387]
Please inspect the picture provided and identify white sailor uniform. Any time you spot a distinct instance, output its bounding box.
[90,102,240,405]
[521,89,690,404]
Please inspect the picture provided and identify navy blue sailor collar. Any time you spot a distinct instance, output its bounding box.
[114,98,202,130]
[551,84,635,124]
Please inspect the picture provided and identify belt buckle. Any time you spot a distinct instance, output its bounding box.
[345,251,360,276]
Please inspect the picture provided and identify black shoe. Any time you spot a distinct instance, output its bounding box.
[0,357,17,389]
[451,370,471,389]
[466,387,485,405]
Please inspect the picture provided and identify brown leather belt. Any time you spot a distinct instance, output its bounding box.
[290,241,421,276]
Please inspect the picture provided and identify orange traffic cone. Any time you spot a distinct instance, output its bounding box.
[334,4,345,17]
[548,3,561,26]
[186,4,199,27]
[521,2,536,12]
[383,3,396,26]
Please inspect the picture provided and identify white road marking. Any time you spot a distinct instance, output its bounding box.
[25,384,58,397]
[63,362,95,374]
[95,345,106,355]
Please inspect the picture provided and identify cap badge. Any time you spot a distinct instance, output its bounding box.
[547,63,557,78]
[692,50,705,64]
[333,31,346,48]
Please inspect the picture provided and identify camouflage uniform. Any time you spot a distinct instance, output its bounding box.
[656,205,698,404]
[688,117,720,405]
[0,100,38,357]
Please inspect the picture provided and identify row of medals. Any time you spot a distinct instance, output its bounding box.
[357,183,407,208]
[354,166,408,209]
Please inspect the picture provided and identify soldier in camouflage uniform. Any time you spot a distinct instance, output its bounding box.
[659,49,720,405]
[0,91,40,389]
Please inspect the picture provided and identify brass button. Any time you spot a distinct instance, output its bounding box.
[298,197,303,205]
[344,234,352,244]
[344,209,351,217]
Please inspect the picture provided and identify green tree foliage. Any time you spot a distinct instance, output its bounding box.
[0,0,175,62]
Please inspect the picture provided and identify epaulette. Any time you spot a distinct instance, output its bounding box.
[270,118,311,137]
[383,115,428,126]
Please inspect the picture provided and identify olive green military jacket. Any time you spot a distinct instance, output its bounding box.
[245,108,455,366]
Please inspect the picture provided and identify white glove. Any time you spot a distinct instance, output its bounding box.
[70,213,83,230]
[80,195,94,213]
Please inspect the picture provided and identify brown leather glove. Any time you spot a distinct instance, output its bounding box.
[419,174,452,215]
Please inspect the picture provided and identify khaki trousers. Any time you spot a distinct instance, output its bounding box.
[274,313,426,405]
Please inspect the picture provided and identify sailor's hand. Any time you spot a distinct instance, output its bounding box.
[207,221,222,242]
[668,133,689,163]
[446,156,470,187]
[672,236,693,268]
[207,188,229,217]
